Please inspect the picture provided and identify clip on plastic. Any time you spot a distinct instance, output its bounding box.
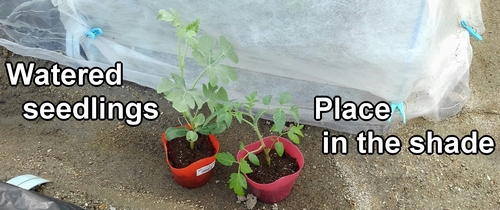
[86,28,103,39]
[388,102,406,124]
[461,20,482,41]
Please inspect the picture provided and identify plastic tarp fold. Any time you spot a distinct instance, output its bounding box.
[0,0,485,134]
[0,182,84,210]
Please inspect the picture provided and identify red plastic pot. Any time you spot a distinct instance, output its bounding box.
[236,136,305,203]
[161,130,219,188]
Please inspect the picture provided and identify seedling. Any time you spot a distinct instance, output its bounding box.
[156,8,239,149]
[216,91,304,196]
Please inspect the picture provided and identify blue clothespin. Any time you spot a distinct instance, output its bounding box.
[86,28,103,39]
[461,20,482,41]
[388,102,406,124]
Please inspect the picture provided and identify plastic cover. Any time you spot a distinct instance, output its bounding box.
[0,182,85,210]
[0,0,485,134]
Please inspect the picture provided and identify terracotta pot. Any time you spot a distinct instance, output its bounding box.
[236,136,304,203]
[161,129,219,188]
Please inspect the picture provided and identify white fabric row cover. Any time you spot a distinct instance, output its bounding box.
[0,0,485,134]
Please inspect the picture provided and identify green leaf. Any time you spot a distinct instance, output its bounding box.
[235,112,243,123]
[239,159,253,174]
[168,9,182,27]
[199,122,227,135]
[275,141,285,157]
[157,77,176,93]
[186,36,198,50]
[216,152,236,166]
[165,127,189,141]
[206,65,238,86]
[249,91,258,100]
[290,124,304,137]
[193,114,205,128]
[186,88,204,109]
[224,112,232,127]
[287,132,299,144]
[219,36,239,63]
[255,109,267,122]
[290,105,300,123]
[216,87,229,101]
[262,95,272,106]
[228,173,246,196]
[248,153,260,166]
[157,9,174,22]
[186,130,198,142]
[239,141,245,151]
[287,124,304,144]
[234,102,241,110]
[170,73,186,89]
[192,50,207,66]
[186,19,199,34]
[198,35,215,56]
[166,90,195,113]
[279,92,292,105]
[272,109,286,132]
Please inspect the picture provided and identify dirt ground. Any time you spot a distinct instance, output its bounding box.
[1,1,499,210]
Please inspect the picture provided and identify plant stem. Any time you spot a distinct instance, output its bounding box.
[239,112,272,166]
[191,52,225,89]
[181,41,189,77]
[178,37,183,77]
[190,141,195,150]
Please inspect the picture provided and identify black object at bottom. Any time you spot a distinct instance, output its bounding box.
[0,182,85,210]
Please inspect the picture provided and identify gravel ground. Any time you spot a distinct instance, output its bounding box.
[0,1,499,209]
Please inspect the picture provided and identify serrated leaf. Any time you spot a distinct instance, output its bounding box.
[170,73,186,89]
[186,19,199,34]
[239,142,245,151]
[279,92,292,105]
[290,105,300,123]
[192,50,207,66]
[193,114,205,128]
[239,159,253,174]
[229,173,246,196]
[275,142,285,157]
[287,132,300,144]
[248,153,260,166]
[166,91,195,113]
[224,112,232,127]
[199,122,227,135]
[249,91,258,100]
[216,152,236,166]
[157,77,176,93]
[234,102,241,110]
[235,112,243,123]
[262,95,272,106]
[289,125,304,137]
[187,88,204,109]
[216,87,228,101]
[272,109,286,132]
[157,9,174,22]
[186,130,198,141]
[169,8,182,27]
[219,36,239,63]
[165,127,189,141]
[207,70,219,86]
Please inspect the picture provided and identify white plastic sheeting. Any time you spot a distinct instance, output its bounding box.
[0,0,485,134]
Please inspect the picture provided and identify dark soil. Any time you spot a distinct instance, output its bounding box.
[167,134,215,168]
[246,149,300,184]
